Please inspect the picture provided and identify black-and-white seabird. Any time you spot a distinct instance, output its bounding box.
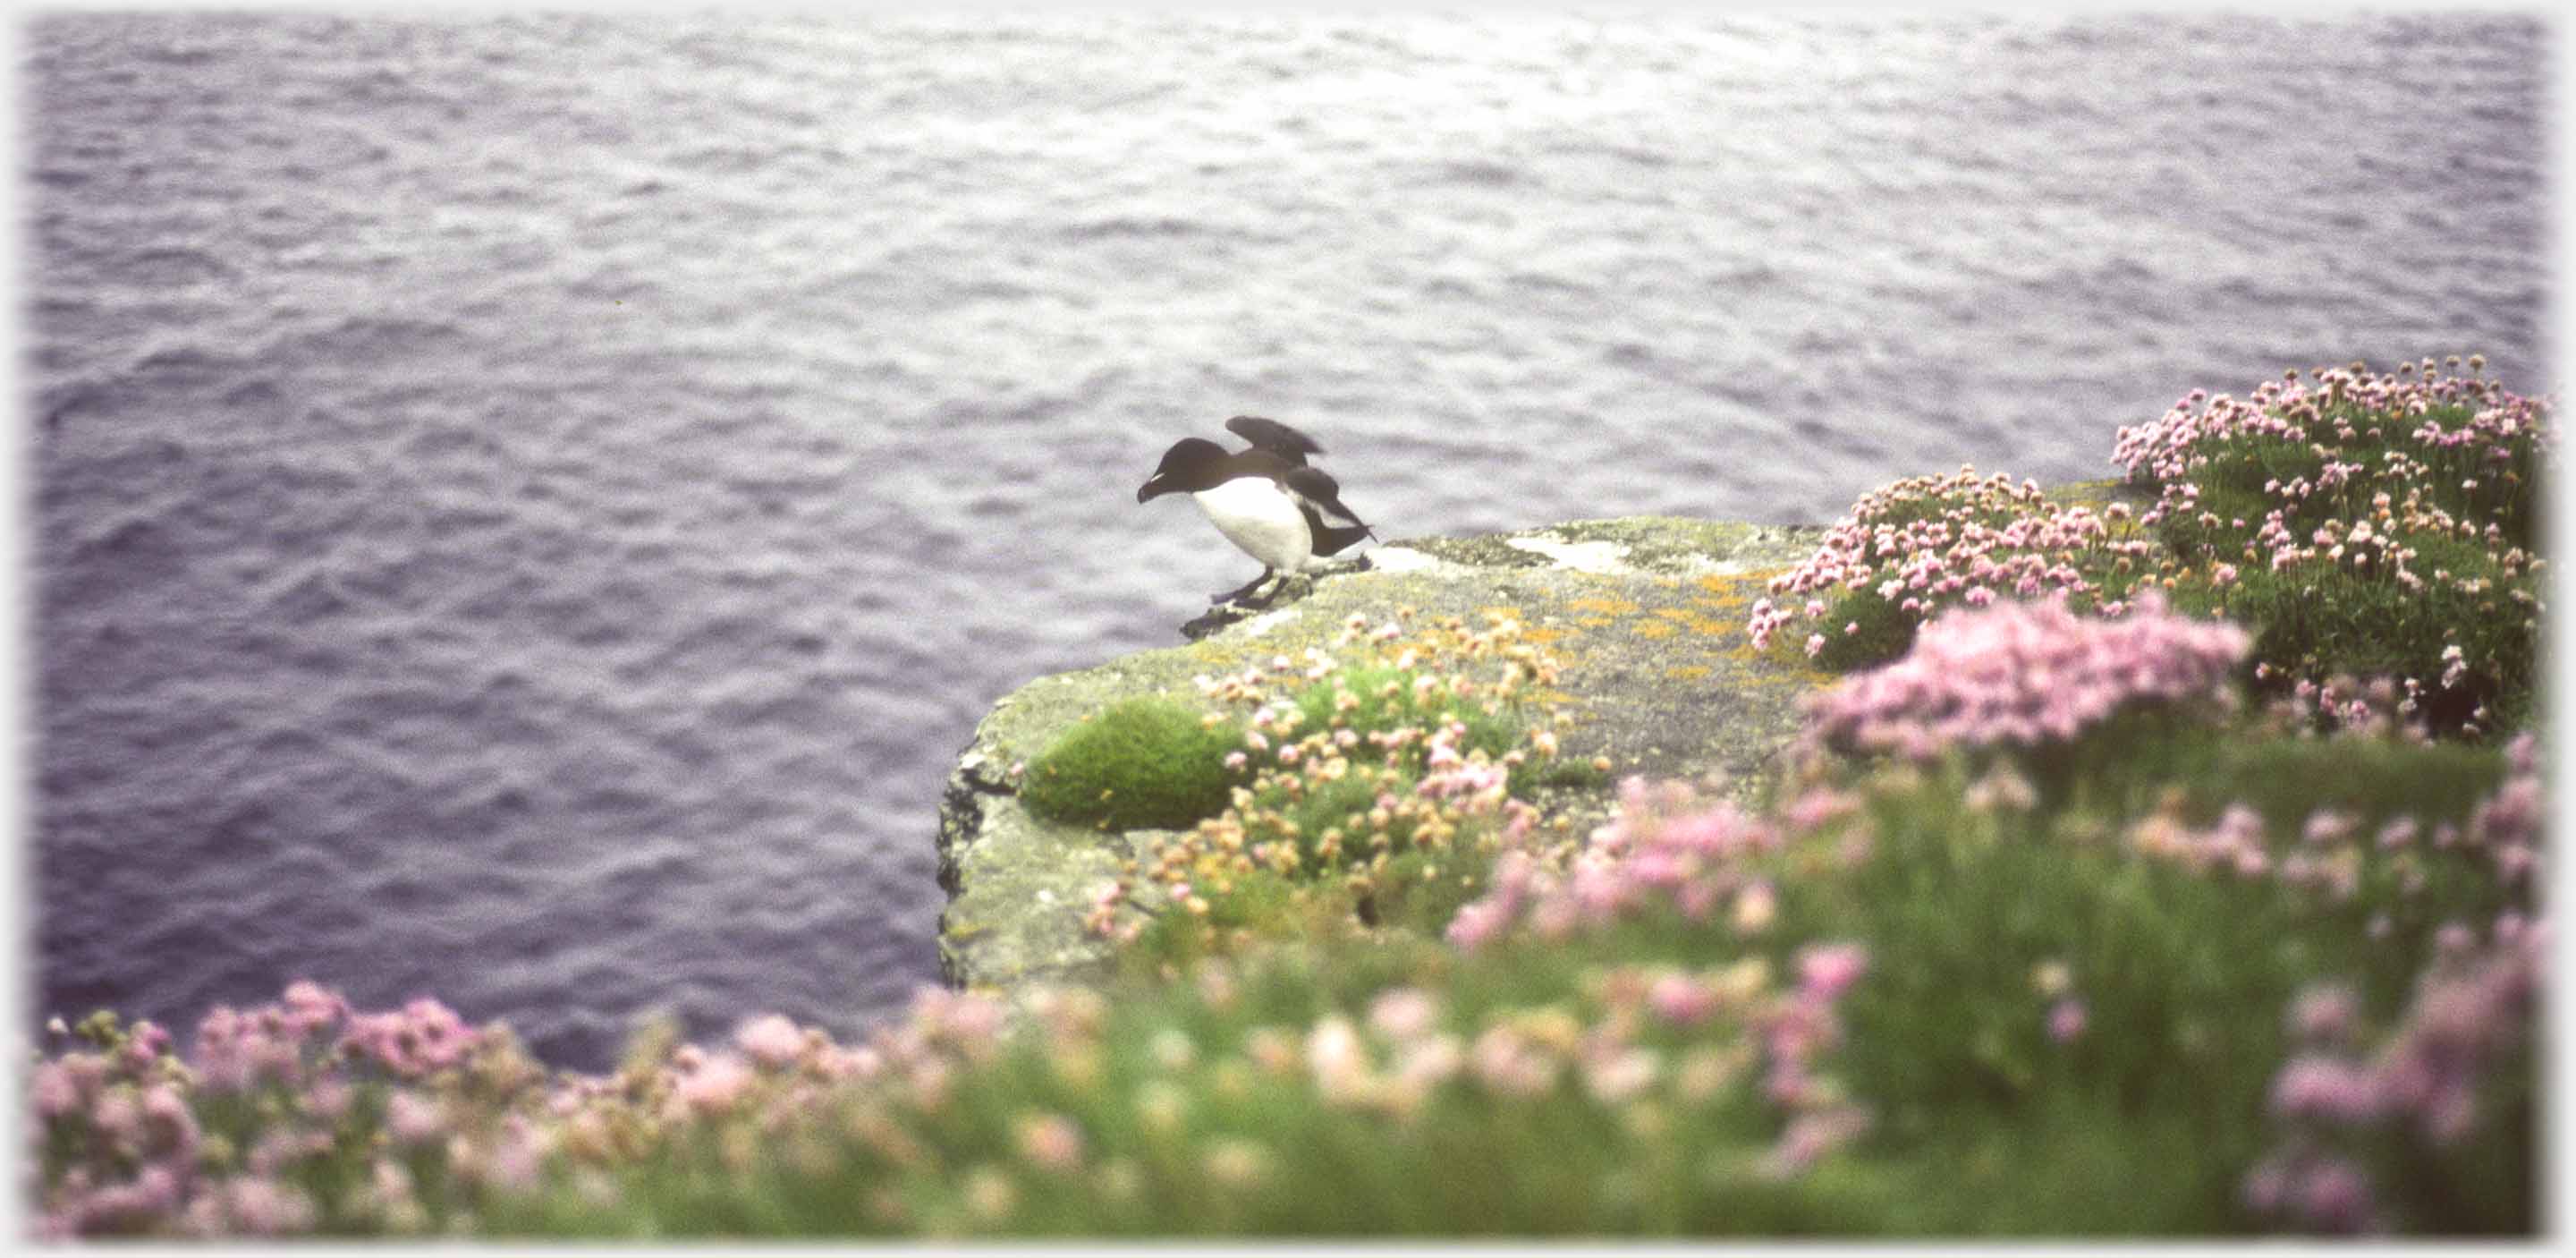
[1136,415,1378,607]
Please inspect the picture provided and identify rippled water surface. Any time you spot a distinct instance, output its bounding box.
[25,12,2549,1067]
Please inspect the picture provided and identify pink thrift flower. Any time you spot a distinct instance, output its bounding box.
[1014,1111,1086,1173]
[1760,1105,1871,1179]
[1445,897,1514,951]
[211,1177,317,1237]
[1783,786,1857,833]
[911,987,1009,1054]
[1797,943,1868,1002]
[734,1015,806,1070]
[279,981,347,1039]
[125,1020,174,1066]
[2301,810,2355,846]
[1469,1027,1556,1099]
[2242,1157,2291,1212]
[1368,988,1440,1041]
[30,1059,83,1119]
[487,1117,548,1192]
[2286,984,2360,1045]
[2376,816,2419,850]
[2046,999,2088,1043]
[674,1051,757,1118]
[1394,1034,1464,1093]
[2296,1158,2377,1233]
[1801,591,2248,759]
[384,1090,445,1146]
[1580,1046,1660,1104]
[89,1089,142,1146]
[1648,973,1718,1026]
[343,997,477,1080]
[2268,1054,2384,1125]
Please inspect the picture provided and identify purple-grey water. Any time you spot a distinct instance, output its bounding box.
[24,12,2550,1069]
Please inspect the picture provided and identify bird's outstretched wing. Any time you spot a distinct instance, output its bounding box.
[1283,465,1377,543]
[1224,415,1325,465]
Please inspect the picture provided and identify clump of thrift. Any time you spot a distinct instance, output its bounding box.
[1798,591,2248,762]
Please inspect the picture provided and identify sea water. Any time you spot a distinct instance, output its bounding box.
[24,11,2548,1068]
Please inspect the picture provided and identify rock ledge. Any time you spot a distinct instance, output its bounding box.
[932,513,1848,993]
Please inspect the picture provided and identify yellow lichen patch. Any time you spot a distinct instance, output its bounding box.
[1565,596,1642,616]
[1666,665,1713,683]
[1650,607,1740,639]
[1629,619,1678,641]
[1714,633,1837,688]
[1520,626,1571,647]
[1692,571,1783,608]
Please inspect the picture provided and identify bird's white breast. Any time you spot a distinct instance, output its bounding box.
[1191,478,1317,573]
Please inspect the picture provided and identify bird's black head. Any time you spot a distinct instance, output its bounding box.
[1137,437,1232,503]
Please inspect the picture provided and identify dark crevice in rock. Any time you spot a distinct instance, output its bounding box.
[934,742,1021,988]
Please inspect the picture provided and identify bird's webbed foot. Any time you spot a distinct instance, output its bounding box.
[1212,570,1275,605]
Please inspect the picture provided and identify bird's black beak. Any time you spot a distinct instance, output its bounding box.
[1137,476,1167,504]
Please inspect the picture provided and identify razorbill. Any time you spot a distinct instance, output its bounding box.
[1137,415,1377,607]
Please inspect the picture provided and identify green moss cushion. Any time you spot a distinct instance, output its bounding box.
[1020,698,1242,831]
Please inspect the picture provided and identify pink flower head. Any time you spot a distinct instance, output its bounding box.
[384,1089,445,1146]
[674,1051,757,1118]
[734,1014,806,1070]
[2046,999,2088,1044]
[2295,1157,2377,1233]
[280,981,349,1039]
[1760,1105,1871,1179]
[1469,1026,1557,1099]
[126,1019,174,1063]
[1014,1111,1086,1172]
[1444,897,1514,951]
[1368,988,1440,1041]
[205,1176,317,1237]
[2301,809,2355,846]
[1650,972,1721,1026]
[1782,786,1858,833]
[2286,983,2361,1045]
[1801,591,2249,759]
[30,1058,86,1119]
[910,987,1009,1053]
[2268,1054,2384,1125]
[1580,1045,1660,1103]
[1796,943,1869,1002]
[341,997,477,1080]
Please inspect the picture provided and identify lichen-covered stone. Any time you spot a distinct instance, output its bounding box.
[934,512,1870,994]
